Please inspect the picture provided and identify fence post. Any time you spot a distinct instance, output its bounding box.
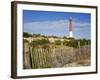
[78,41,81,60]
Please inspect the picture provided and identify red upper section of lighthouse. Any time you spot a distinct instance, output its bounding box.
[69,16,72,32]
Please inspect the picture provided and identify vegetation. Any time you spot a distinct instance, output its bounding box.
[63,39,90,48]
[23,32,32,37]
[31,39,50,46]
[23,32,90,48]
[23,32,91,69]
[23,39,29,43]
[66,40,78,48]
[55,40,61,45]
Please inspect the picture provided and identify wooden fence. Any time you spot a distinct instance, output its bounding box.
[23,42,91,69]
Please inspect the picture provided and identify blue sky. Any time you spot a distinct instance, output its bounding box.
[23,10,91,39]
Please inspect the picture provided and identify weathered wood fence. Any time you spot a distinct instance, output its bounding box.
[23,42,91,69]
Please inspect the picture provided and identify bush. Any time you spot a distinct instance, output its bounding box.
[55,40,61,45]
[31,39,50,46]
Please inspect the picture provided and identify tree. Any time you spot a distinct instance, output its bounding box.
[23,32,32,37]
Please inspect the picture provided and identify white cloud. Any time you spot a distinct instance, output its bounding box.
[24,19,90,39]
[24,20,69,36]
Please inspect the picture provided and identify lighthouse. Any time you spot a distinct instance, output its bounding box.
[69,16,73,37]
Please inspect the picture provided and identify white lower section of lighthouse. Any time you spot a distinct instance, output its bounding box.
[69,31,73,37]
